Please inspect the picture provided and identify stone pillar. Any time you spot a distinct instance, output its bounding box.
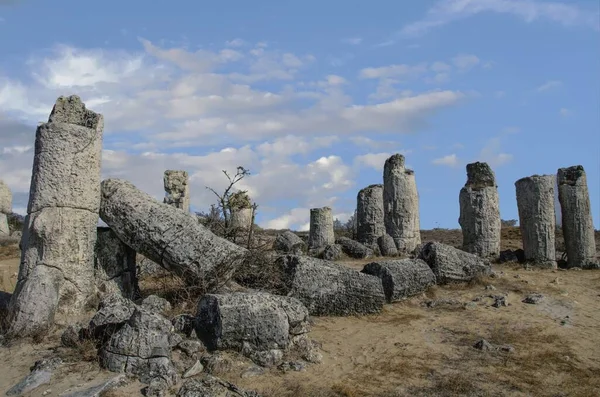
[356,184,385,251]
[308,206,335,252]
[557,166,598,268]
[458,162,501,258]
[230,208,253,231]
[383,154,421,253]
[515,175,557,268]
[9,95,104,337]
[0,180,11,236]
[164,170,190,212]
[95,227,139,300]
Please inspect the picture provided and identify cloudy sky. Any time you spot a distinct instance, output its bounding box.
[0,0,598,230]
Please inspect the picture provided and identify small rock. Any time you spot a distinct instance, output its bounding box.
[240,365,265,378]
[492,295,508,308]
[277,361,306,373]
[473,339,494,351]
[177,340,205,357]
[171,314,196,338]
[142,378,168,397]
[522,293,544,304]
[463,302,478,310]
[201,354,232,375]
[485,285,496,291]
[141,295,172,315]
[42,389,51,396]
[498,345,515,353]
[182,361,204,379]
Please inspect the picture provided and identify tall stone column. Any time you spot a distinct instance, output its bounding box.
[356,184,385,250]
[231,208,253,230]
[383,154,421,253]
[515,175,557,268]
[458,162,501,258]
[9,95,104,337]
[308,206,335,252]
[0,180,11,236]
[557,166,598,268]
[164,170,190,212]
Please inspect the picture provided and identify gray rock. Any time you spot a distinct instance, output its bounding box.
[418,242,492,284]
[361,259,436,303]
[515,175,557,268]
[201,353,232,375]
[60,375,127,397]
[277,361,306,373]
[164,170,190,213]
[522,293,544,304]
[178,340,205,357]
[290,335,323,364]
[61,323,85,348]
[196,292,309,366]
[0,180,11,236]
[307,207,335,252]
[137,257,170,278]
[182,361,204,379]
[8,96,104,338]
[99,178,248,290]
[177,375,262,397]
[491,295,508,308]
[241,365,265,378]
[459,162,501,258]
[88,294,137,340]
[142,295,172,315]
[6,358,63,396]
[356,184,385,250]
[274,231,305,255]
[95,227,139,300]
[335,237,374,259]
[557,166,599,269]
[473,339,514,353]
[377,234,398,257]
[230,208,253,232]
[143,378,169,397]
[321,244,342,261]
[383,154,421,253]
[276,255,385,316]
[172,314,197,338]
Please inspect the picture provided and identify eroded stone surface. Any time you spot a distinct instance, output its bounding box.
[0,179,11,235]
[459,162,501,258]
[163,170,190,212]
[356,184,384,250]
[335,237,373,259]
[307,207,335,251]
[418,242,492,284]
[515,175,557,268]
[377,234,398,257]
[274,231,305,255]
[95,227,139,299]
[362,259,436,303]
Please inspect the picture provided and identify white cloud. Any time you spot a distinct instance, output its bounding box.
[537,80,562,92]
[342,37,363,45]
[400,0,600,37]
[360,63,428,79]
[478,137,513,167]
[225,38,245,47]
[452,54,480,71]
[264,207,309,230]
[432,153,459,167]
[354,152,393,170]
[559,107,572,117]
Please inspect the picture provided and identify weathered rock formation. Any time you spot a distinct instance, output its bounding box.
[515,175,557,268]
[335,237,374,259]
[418,242,492,284]
[276,255,385,316]
[196,292,310,367]
[95,227,139,299]
[100,179,247,290]
[307,206,335,252]
[0,179,11,236]
[231,208,253,231]
[557,166,598,268]
[383,154,421,253]
[377,234,398,257]
[164,170,190,212]
[274,231,305,255]
[321,244,342,261]
[356,184,385,250]
[362,259,436,303]
[458,162,501,258]
[8,95,104,337]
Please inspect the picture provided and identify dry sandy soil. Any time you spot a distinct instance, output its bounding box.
[1,228,599,397]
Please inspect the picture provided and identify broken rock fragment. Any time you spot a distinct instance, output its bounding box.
[418,242,492,284]
[335,237,374,259]
[361,259,436,303]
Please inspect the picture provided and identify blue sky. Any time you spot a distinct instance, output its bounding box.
[0,0,598,231]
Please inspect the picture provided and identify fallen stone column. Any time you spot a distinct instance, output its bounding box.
[356,184,385,250]
[274,231,306,255]
[164,170,190,212]
[458,162,501,258]
[8,95,103,338]
[100,178,248,289]
[95,227,139,300]
[383,154,421,253]
[362,259,436,303]
[515,175,557,268]
[0,179,11,236]
[307,206,335,253]
[335,236,373,259]
[557,166,598,268]
[418,242,492,284]
[276,255,385,316]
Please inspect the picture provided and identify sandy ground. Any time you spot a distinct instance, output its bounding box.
[1,229,599,397]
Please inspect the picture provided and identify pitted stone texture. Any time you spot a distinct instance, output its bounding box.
[95,227,139,299]
[418,242,492,284]
[277,255,385,316]
[177,375,262,397]
[196,292,309,366]
[515,175,557,268]
[321,244,342,261]
[231,208,253,231]
[362,259,436,303]
[307,207,335,251]
[377,234,398,257]
[0,213,8,236]
[88,294,137,340]
[0,180,11,235]
[163,170,190,212]
[356,184,385,249]
[335,237,374,259]
[383,154,421,253]
[459,162,501,258]
[557,166,598,269]
[100,179,247,290]
[8,96,103,337]
[274,231,305,255]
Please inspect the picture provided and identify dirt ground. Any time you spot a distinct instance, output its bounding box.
[1,228,599,397]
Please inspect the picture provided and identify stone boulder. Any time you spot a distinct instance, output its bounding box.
[361,259,436,303]
[321,244,342,261]
[276,255,385,316]
[418,242,492,284]
[335,237,374,259]
[377,234,398,257]
[273,231,305,255]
